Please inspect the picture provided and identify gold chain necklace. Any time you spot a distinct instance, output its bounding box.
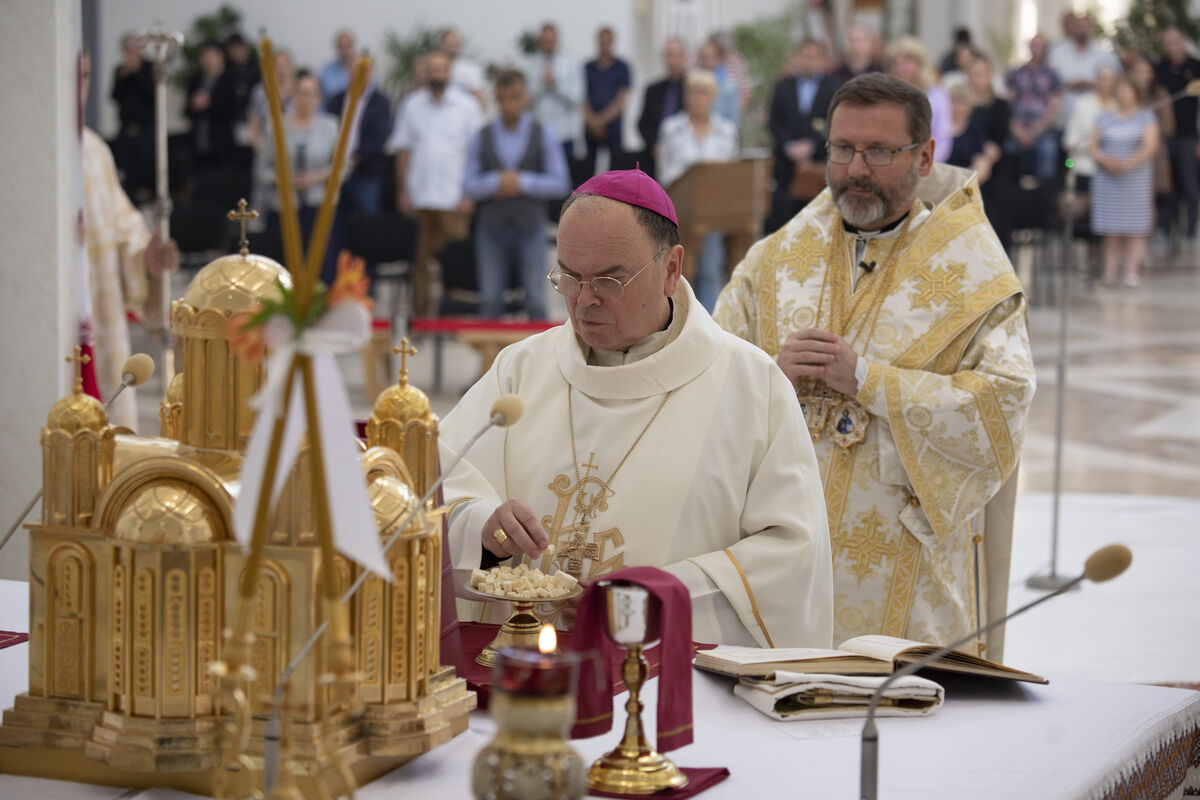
[567,386,672,517]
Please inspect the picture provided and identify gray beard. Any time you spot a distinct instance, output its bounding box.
[828,162,920,229]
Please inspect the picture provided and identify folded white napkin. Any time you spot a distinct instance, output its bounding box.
[733,672,944,721]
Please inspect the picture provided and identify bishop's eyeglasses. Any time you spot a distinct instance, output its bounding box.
[825,141,922,167]
[547,246,668,301]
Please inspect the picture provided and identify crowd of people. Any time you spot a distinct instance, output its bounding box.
[103,13,1196,322]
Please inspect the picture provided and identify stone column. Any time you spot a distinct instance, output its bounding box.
[0,0,81,578]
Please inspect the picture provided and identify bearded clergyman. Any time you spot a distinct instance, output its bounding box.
[715,73,1035,657]
[440,169,833,648]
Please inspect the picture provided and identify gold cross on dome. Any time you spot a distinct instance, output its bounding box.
[65,346,91,392]
[227,198,259,257]
[393,337,417,386]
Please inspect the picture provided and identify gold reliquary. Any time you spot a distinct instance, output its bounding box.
[0,243,474,795]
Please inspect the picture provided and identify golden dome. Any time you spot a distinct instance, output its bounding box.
[372,381,433,426]
[368,473,424,540]
[48,348,108,433]
[47,390,108,433]
[166,371,185,404]
[370,337,433,425]
[113,479,223,546]
[181,253,291,314]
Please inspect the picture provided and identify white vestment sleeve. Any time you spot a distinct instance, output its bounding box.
[439,356,512,588]
[664,560,758,647]
[682,365,834,649]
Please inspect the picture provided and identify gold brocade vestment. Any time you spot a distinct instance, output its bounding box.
[715,164,1035,653]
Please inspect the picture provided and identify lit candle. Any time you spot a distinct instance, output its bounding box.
[494,626,576,697]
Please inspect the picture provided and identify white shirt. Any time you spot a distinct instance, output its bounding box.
[451,57,486,97]
[524,51,584,146]
[1049,39,1120,128]
[656,111,739,187]
[388,86,484,210]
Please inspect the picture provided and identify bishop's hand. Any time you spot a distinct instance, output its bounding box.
[481,499,549,560]
[777,328,860,396]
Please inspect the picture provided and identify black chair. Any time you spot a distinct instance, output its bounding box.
[346,212,418,328]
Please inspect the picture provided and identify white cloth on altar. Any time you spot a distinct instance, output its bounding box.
[439,279,834,648]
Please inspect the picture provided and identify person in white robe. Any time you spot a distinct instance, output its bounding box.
[714,74,1036,658]
[440,170,833,648]
[80,50,177,430]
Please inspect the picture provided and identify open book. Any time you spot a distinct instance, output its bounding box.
[694,634,1047,684]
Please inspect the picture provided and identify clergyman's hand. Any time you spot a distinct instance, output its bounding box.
[777,328,860,396]
[481,499,549,561]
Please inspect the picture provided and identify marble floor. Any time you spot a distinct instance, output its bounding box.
[119,248,1200,684]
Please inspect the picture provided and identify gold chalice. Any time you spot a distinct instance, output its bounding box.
[587,582,688,795]
[470,584,583,668]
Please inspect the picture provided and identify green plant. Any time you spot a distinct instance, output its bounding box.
[517,29,540,56]
[732,3,804,148]
[1107,0,1200,56]
[172,4,250,90]
[381,26,442,100]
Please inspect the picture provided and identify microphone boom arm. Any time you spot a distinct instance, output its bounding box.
[860,573,1085,800]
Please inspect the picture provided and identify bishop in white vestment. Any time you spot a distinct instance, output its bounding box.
[715,74,1035,656]
[441,170,833,648]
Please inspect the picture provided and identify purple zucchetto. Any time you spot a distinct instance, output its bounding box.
[571,167,679,226]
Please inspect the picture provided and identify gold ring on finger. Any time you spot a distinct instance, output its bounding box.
[492,529,508,545]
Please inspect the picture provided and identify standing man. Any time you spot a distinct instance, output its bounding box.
[440,168,833,647]
[637,37,688,181]
[391,51,483,317]
[463,69,570,319]
[320,29,356,100]
[715,74,1035,654]
[766,39,839,233]
[1049,13,1119,130]
[327,62,393,266]
[583,26,632,176]
[1154,26,1200,255]
[525,22,584,171]
[1006,34,1062,184]
[439,27,487,109]
[185,41,238,168]
[110,33,155,200]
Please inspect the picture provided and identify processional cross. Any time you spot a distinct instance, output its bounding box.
[227,199,259,257]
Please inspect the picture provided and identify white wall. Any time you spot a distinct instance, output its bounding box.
[0,0,81,579]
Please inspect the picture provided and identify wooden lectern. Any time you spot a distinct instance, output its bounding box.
[666,158,769,283]
[791,164,827,202]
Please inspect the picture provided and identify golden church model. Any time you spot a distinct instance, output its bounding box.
[0,243,474,795]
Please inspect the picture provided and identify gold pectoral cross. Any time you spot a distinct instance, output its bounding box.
[541,455,625,580]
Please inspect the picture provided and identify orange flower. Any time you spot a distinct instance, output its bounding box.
[226,308,267,363]
[328,250,373,313]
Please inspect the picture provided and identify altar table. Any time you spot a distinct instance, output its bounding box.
[0,579,1196,799]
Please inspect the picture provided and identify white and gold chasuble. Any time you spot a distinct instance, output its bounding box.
[714,164,1035,654]
[441,281,834,648]
[83,127,151,430]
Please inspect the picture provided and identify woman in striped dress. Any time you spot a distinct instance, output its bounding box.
[1090,75,1159,287]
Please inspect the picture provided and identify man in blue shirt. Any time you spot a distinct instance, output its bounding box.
[463,69,571,318]
[583,27,632,177]
[319,30,355,100]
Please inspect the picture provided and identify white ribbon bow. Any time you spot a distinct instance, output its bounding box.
[234,301,392,578]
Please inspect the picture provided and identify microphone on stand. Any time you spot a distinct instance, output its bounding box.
[0,353,156,554]
[262,393,524,793]
[860,543,1133,800]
